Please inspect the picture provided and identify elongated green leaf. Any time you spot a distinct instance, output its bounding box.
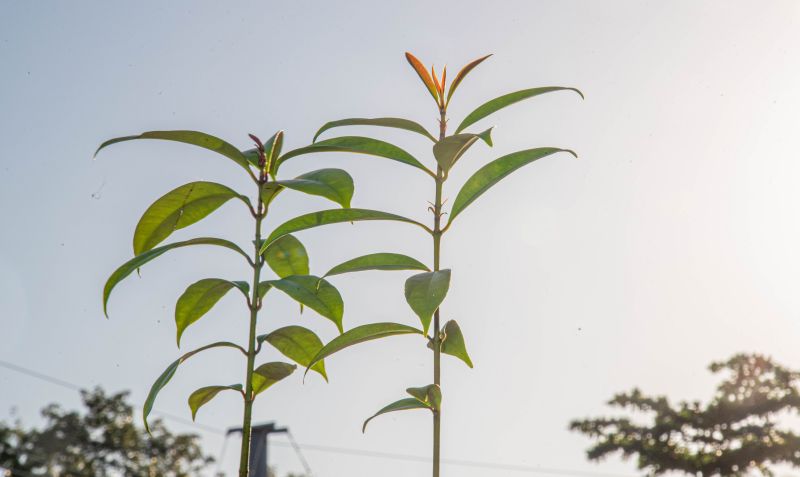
[455,87,584,134]
[306,322,423,375]
[276,168,354,208]
[104,238,250,317]
[260,182,284,207]
[362,398,431,433]
[259,326,327,381]
[405,270,451,334]
[175,279,248,346]
[263,234,309,278]
[268,275,344,332]
[95,130,253,174]
[406,384,442,410]
[313,118,435,143]
[448,148,576,224]
[324,253,429,278]
[143,341,244,433]
[134,181,245,255]
[251,362,296,396]
[188,384,242,420]
[276,137,431,175]
[432,128,493,173]
[262,208,429,253]
[244,131,284,171]
[441,320,473,368]
[446,54,492,106]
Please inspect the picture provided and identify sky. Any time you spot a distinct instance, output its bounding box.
[2,1,800,476]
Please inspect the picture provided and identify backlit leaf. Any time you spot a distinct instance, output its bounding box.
[188,384,242,420]
[404,270,451,334]
[362,398,431,433]
[446,54,492,106]
[175,279,249,346]
[448,147,576,224]
[268,275,344,332]
[455,87,584,134]
[263,234,309,278]
[432,128,493,173]
[259,326,327,381]
[406,384,442,410]
[441,320,473,368]
[324,253,429,278]
[251,362,296,396]
[313,118,435,143]
[276,168,354,208]
[405,52,439,103]
[104,238,250,317]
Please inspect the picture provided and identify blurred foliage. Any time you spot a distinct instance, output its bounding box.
[0,387,212,476]
[570,353,800,476]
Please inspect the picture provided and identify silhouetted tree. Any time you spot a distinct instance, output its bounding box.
[570,354,800,477]
[0,387,212,476]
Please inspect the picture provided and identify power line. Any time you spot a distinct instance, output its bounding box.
[0,358,635,477]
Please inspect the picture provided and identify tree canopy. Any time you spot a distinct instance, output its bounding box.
[0,387,212,476]
[570,354,800,477]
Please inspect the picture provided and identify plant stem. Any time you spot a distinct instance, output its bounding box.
[239,181,265,477]
[431,105,447,477]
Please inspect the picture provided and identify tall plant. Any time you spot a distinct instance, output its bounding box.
[271,53,582,476]
[96,130,428,476]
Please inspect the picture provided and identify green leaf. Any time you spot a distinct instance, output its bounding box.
[175,279,248,346]
[441,320,473,368]
[306,322,423,375]
[134,181,245,256]
[455,87,584,134]
[276,137,432,176]
[143,341,244,433]
[257,282,272,299]
[275,168,354,208]
[446,54,492,106]
[258,326,327,381]
[268,275,344,332]
[448,147,577,224]
[362,398,431,433]
[324,253,429,278]
[188,384,242,420]
[95,130,253,175]
[244,131,284,172]
[104,238,251,317]
[404,270,451,334]
[261,208,429,253]
[432,128,493,173]
[263,234,309,278]
[313,118,436,143]
[251,362,296,396]
[260,182,284,207]
[406,384,442,410]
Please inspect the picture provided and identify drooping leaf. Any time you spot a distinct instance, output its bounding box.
[258,326,327,381]
[446,54,492,106]
[455,86,584,134]
[362,398,431,433]
[175,279,249,346]
[448,148,577,224]
[405,52,439,103]
[404,270,451,334]
[261,208,429,253]
[95,130,253,175]
[406,384,442,410]
[134,181,246,255]
[268,275,344,332]
[323,253,429,278]
[306,322,423,375]
[441,320,473,368]
[275,168,354,208]
[251,362,296,396]
[313,118,436,143]
[263,234,309,278]
[143,341,244,433]
[276,137,431,176]
[432,128,493,173]
[104,238,251,317]
[188,384,242,420]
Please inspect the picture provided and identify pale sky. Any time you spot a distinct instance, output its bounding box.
[2,1,800,476]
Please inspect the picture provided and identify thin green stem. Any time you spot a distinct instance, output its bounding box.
[431,105,447,477]
[239,176,266,477]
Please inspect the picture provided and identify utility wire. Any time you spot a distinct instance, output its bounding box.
[286,431,314,477]
[0,358,636,477]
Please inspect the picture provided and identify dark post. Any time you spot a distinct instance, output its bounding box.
[227,422,288,477]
